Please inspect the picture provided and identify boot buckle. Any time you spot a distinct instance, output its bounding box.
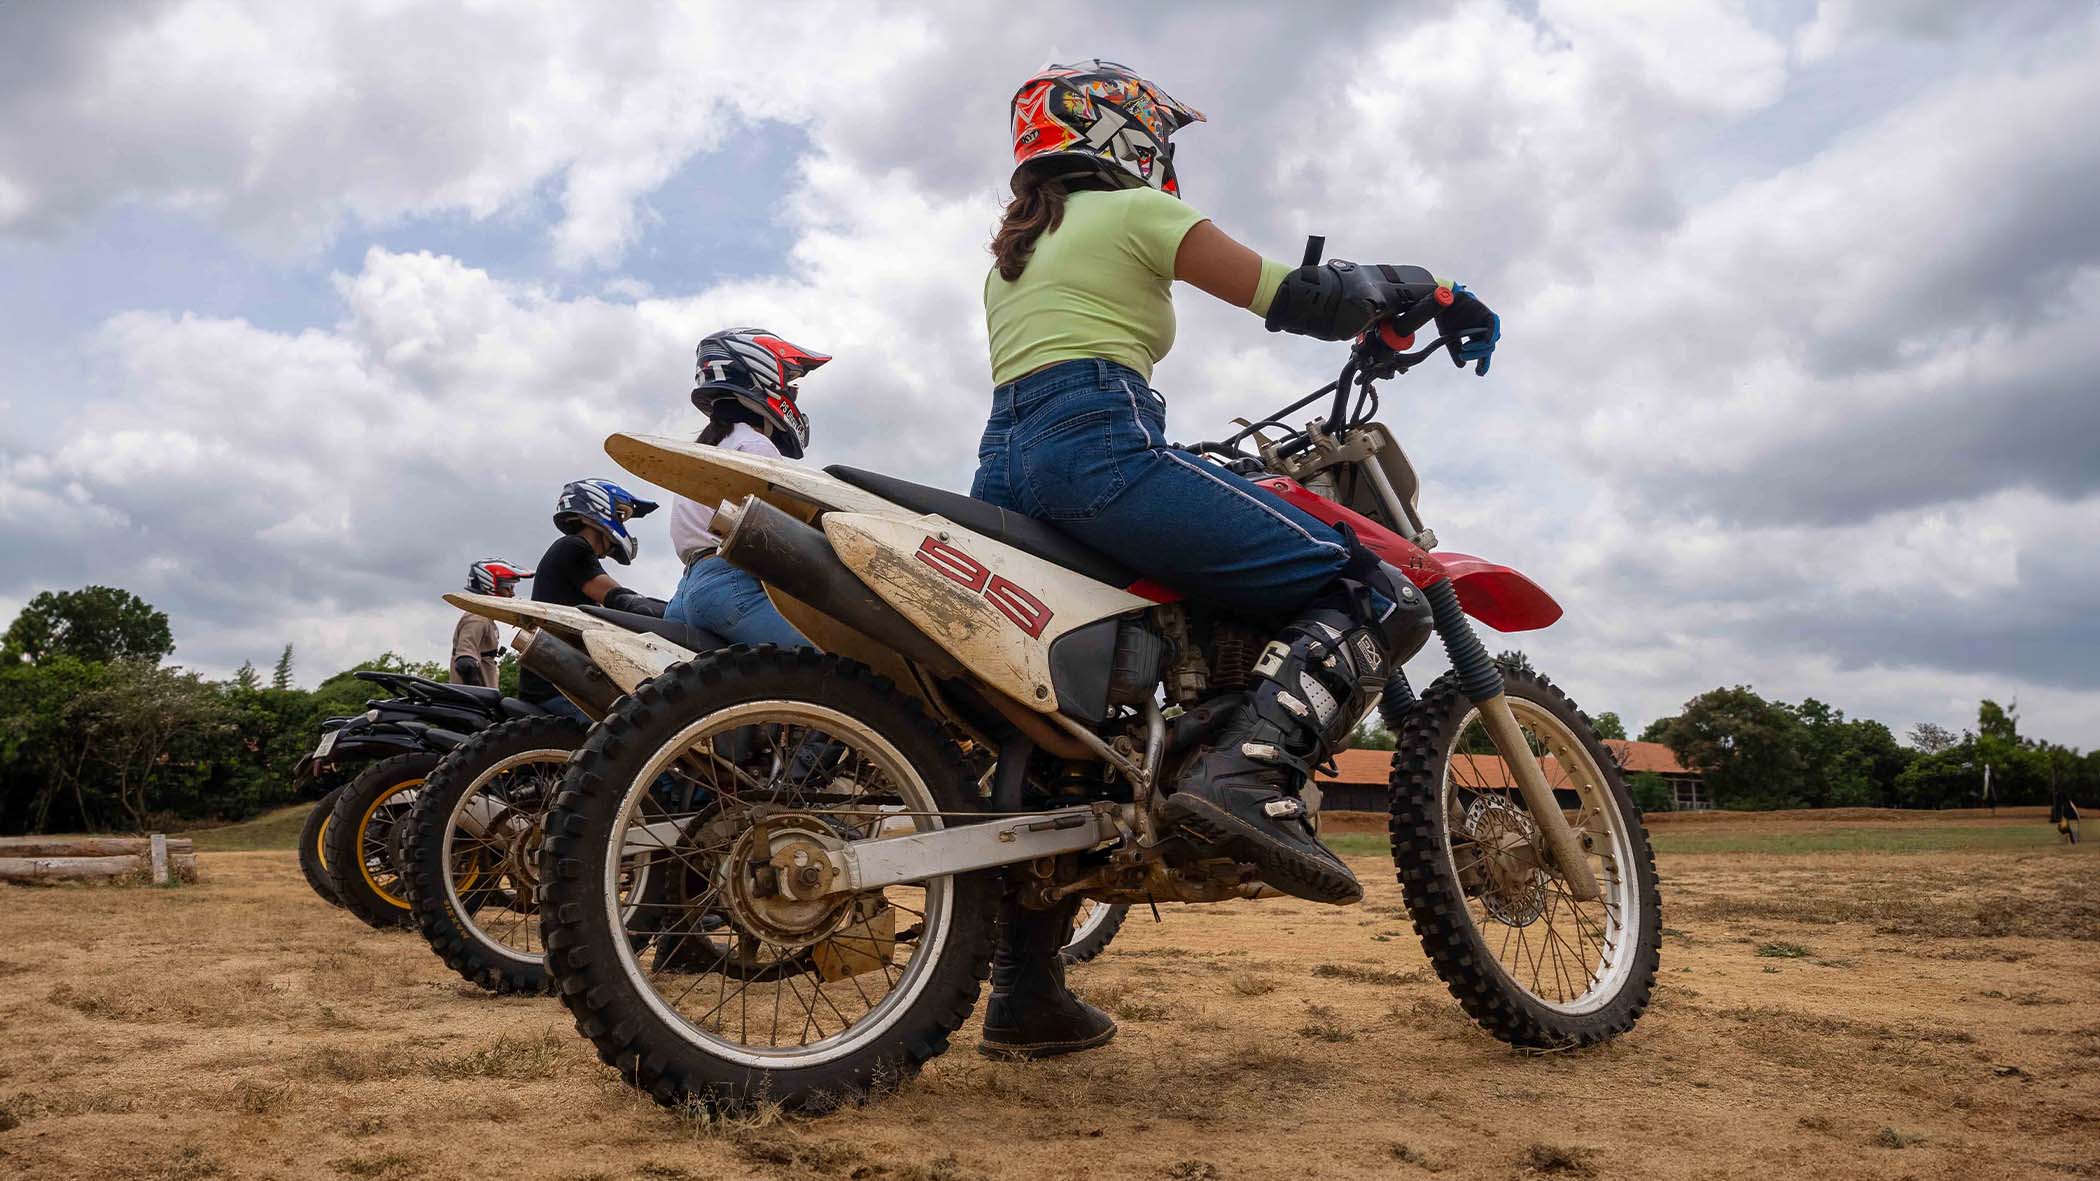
[1262,797,1306,820]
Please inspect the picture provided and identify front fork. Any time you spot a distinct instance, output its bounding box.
[1417,578,1602,902]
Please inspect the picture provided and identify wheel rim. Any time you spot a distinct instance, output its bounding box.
[601,700,953,1069]
[358,780,421,908]
[315,814,331,874]
[1438,699,1640,1015]
[1069,900,1116,948]
[443,748,571,965]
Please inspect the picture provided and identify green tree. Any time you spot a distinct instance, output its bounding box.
[2,586,174,666]
[1907,722,1957,754]
[1649,686,1807,810]
[1350,717,1397,751]
[271,644,295,690]
[1592,711,1627,741]
[233,661,261,691]
[1493,649,1534,676]
[497,650,520,699]
[1638,715,1675,743]
[1628,771,1672,814]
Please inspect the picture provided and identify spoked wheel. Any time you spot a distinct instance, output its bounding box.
[325,753,440,930]
[403,715,588,994]
[540,649,999,1114]
[1060,899,1129,965]
[1391,668,1661,1047]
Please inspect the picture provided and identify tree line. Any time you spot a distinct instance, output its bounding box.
[0,586,512,835]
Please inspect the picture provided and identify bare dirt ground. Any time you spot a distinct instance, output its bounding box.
[2,810,2094,1181]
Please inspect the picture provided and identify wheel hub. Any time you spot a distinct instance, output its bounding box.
[1463,795,1550,927]
[721,813,854,948]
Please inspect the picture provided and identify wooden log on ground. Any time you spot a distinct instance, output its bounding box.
[0,855,149,882]
[5,836,196,854]
[0,851,198,884]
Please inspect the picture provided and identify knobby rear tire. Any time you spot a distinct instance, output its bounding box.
[325,752,441,931]
[404,715,586,995]
[299,785,345,908]
[1389,668,1661,1048]
[1059,901,1129,965]
[539,647,1000,1114]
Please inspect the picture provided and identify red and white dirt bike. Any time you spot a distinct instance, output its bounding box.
[535,283,1662,1112]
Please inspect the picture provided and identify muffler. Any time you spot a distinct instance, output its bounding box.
[513,628,623,720]
[714,496,963,679]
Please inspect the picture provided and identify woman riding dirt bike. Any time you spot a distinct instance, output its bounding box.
[535,58,1658,1113]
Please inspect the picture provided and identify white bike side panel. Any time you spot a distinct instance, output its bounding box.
[605,432,902,518]
[580,628,693,695]
[823,512,1148,712]
[445,592,605,636]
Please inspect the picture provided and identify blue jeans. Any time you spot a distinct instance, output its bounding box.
[667,558,810,649]
[970,359,1350,620]
[533,694,589,723]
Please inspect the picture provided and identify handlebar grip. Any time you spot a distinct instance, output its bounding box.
[1384,283,1452,338]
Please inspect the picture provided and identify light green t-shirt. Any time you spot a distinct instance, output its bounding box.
[984,187,1285,386]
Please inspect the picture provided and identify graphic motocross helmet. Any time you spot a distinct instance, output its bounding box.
[553,479,658,566]
[466,559,533,597]
[690,327,829,460]
[1009,59,1204,197]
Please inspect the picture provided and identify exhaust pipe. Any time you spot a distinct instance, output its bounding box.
[513,628,623,720]
[715,496,963,679]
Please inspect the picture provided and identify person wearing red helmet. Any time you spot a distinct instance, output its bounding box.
[452,559,531,688]
[969,60,1503,1060]
[664,328,827,649]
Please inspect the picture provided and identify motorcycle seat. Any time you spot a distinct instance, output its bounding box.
[430,682,504,708]
[823,466,1136,588]
[498,697,544,720]
[579,605,725,654]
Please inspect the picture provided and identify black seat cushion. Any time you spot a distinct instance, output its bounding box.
[580,605,725,653]
[824,466,1135,588]
[427,681,503,707]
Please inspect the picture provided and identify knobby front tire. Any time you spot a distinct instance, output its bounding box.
[1390,668,1661,1048]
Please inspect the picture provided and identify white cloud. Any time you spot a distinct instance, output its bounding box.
[4,0,2098,748]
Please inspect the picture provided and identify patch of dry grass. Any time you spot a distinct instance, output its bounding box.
[1311,962,1423,986]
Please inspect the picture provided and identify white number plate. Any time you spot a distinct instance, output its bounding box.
[313,730,338,759]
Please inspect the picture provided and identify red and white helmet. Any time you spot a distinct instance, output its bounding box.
[467,559,532,597]
[691,327,830,459]
[1010,59,1205,197]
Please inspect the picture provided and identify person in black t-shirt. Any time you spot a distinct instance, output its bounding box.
[518,478,662,714]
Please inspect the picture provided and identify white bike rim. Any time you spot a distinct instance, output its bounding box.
[602,699,955,1069]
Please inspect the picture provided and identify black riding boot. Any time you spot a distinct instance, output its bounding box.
[977,894,1117,1060]
[1160,575,1422,905]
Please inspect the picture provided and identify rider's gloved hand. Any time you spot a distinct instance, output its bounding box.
[1435,286,1499,375]
[603,587,667,618]
[1266,260,1435,341]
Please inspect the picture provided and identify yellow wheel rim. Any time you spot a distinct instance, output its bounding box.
[316,815,331,873]
[357,778,422,909]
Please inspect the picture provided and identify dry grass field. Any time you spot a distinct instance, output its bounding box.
[1,808,2094,1180]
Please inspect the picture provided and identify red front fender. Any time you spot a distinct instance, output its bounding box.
[1253,477,1561,633]
[1434,551,1562,633]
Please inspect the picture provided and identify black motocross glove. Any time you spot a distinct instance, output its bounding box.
[451,655,485,687]
[1265,260,1438,341]
[1434,286,1500,376]
[602,587,667,618]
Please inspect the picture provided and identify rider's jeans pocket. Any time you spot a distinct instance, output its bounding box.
[1018,409,1126,522]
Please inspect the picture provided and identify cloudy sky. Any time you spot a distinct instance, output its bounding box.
[3,0,2094,744]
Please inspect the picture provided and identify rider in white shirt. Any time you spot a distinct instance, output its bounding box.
[663,328,829,648]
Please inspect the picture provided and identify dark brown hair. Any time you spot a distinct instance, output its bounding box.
[697,398,766,447]
[990,170,1071,281]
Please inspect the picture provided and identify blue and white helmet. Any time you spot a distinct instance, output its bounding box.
[553,479,658,565]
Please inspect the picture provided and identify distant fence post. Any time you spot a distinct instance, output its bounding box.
[149,833,170,884]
